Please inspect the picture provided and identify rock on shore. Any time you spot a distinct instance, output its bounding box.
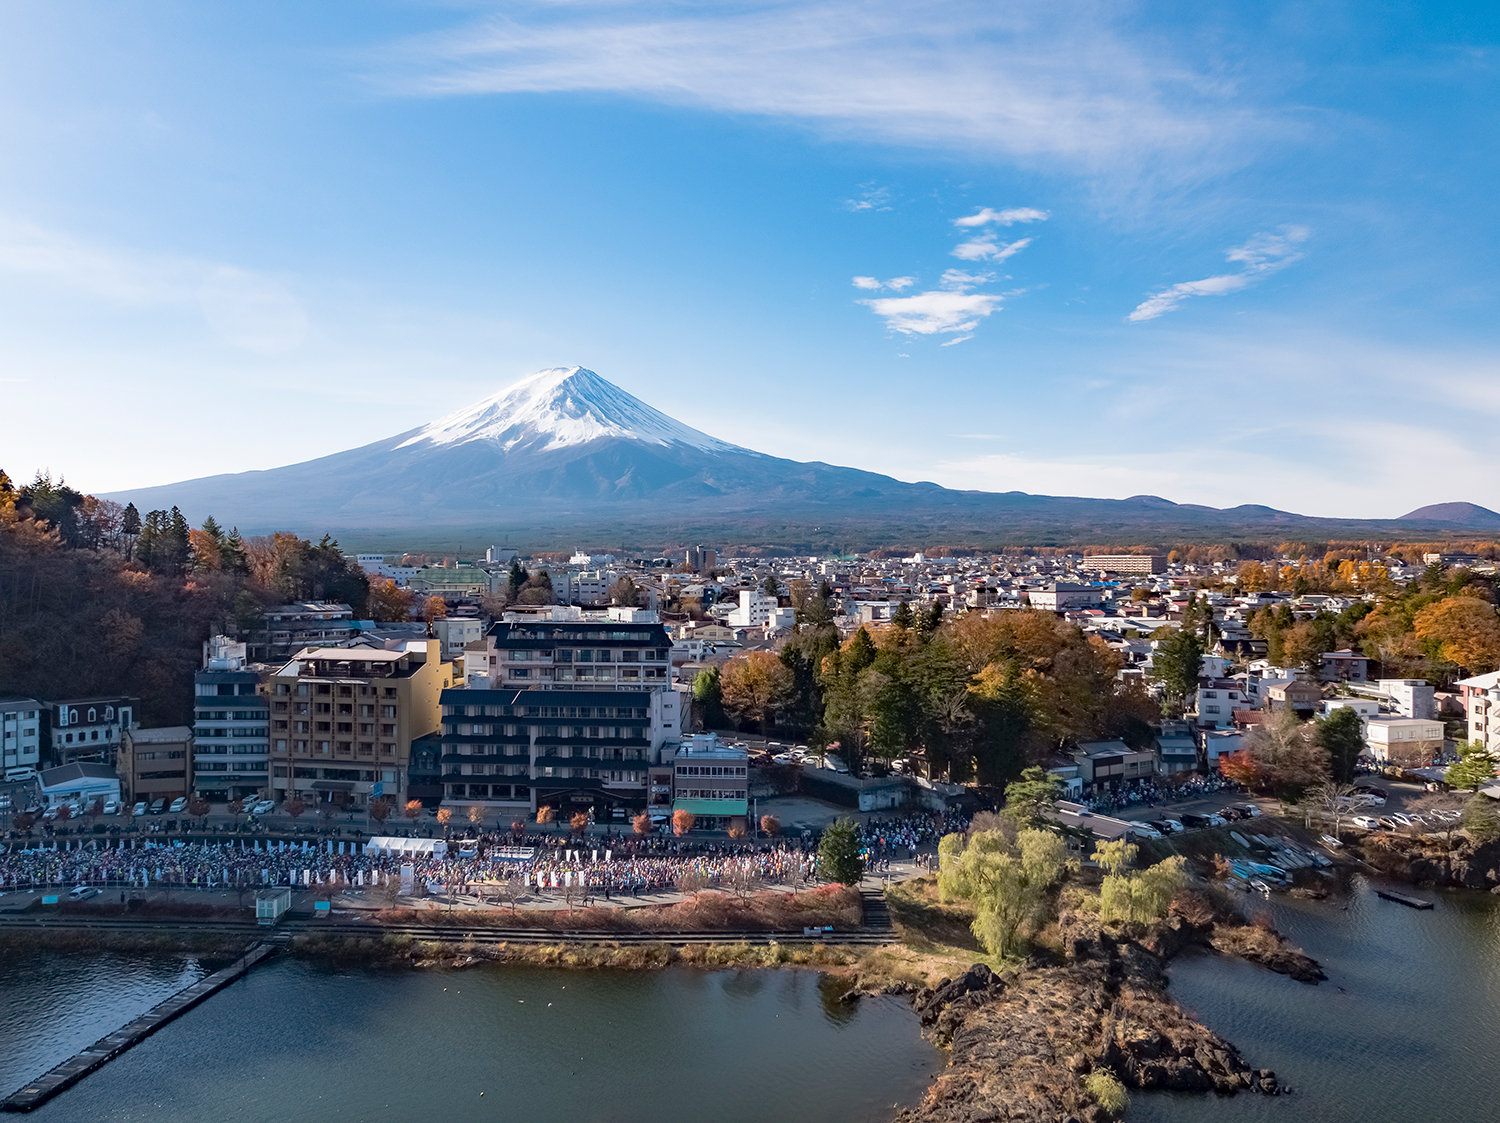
[890,904,1310,1123]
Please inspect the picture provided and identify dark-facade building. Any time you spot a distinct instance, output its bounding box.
[434,617,684,818]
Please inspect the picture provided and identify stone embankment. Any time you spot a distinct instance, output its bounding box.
[1353,834,1500,891]
[848,895,1317,1123]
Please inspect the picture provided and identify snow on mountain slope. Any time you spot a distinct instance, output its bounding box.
[397,366,748,454]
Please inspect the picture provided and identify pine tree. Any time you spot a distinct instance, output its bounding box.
[891,601,914,630]
[121,502,141,537]
[201,515,225,546]
[817,818,864,886]
[221,527,249,574]
[1446,740,1499,792]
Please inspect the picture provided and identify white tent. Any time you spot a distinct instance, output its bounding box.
[365,837,448,858]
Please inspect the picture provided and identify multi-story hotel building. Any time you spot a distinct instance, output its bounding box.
[1,698,43,779]
[438,615,684,819]
[269,638,451,810]
[192,636,271,803]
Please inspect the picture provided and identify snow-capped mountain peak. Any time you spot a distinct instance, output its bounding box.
[397,366,745,454]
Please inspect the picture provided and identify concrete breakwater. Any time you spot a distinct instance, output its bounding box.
[1,942,278,1113]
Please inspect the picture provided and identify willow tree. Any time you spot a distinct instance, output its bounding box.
[939,827,1068,959]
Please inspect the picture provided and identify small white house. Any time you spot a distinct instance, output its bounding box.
[38,762,121,810]
[1320,697,1381,720]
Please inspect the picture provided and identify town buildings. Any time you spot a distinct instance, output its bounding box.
[670,733,748,829]
[0,698,42,779]
[193,636,271,803]
[37,762,120,811]
[434,615,685,819]
[258,602,356,660]
[268,639,451,810]
[119,726,192,806]
[47,697,139,766]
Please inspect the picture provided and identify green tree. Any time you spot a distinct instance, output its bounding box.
[221,527,248,574]
[761,573,780,598]
[692,667,725,729]
[938,827,1069,958]
[1315,706,1366,784]
[891,601,914,630]
[1093,839,1187,925]
[1001,765,1062,829]
[120,502,141,538]
[817,817,864,886]
[1446,740,1499,792]
[1462,793,1500,842]
[508,558,529,593]
[1149,628,1204,712]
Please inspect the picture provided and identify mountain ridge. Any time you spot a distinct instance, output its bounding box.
[103,367,1499,544]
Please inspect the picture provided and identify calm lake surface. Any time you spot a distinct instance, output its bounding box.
[7,873,1496,1123]
[3,956,939,1123]
[1132,872,1500,1123]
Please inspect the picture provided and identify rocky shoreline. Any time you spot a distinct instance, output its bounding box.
[845,891,1320,1123]
[1351,834,1500,891]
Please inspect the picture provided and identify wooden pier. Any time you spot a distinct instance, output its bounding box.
[1376,888,1435,910]
[1,942,277,1112]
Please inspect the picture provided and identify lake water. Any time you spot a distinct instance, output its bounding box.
[1131,872,1500,1123]
[7,873,1495,1123]
[2,955,939,1123]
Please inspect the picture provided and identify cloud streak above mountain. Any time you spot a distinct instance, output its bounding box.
[1128,227,1309,322]
[382,1,1263,183]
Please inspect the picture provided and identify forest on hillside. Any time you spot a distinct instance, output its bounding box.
[0,470,372,726]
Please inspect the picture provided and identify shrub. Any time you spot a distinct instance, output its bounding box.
[1085,1069,1129,1117]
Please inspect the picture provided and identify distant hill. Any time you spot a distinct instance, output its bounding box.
[1398,502,1500,528]
[104,366,1500,546]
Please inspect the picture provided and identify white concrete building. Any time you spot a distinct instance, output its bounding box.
[727,589,779,628]
[1364,717,1445,765]
[1,698,43,778]
[1195,681,1247,729]
[1320,697,1382,720]
[433,617,485,662]
[1377,678,1436,720]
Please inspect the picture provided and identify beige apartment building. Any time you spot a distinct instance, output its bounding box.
[118,726,192,806]
[268,639,452,810]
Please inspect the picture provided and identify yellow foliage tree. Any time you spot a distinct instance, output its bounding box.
[1414,596,1500,673]
[938,828,1069,959]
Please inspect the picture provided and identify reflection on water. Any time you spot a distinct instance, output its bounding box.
[1131,872,1500,1123]
[4,955,938,1123]
[0,952,208,1094]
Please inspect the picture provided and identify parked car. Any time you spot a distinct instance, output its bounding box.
[169,797,188,813]
[1350,815,1380,829]
[132,801,147,816]
[1229,802,1262,817]
[771,752,797,764]
[102,800,120,816]
[1205,813,1228,827]
[1180,813,1211,829]
[1127,823,1162,839]
[1157,818,1185,833]
[68,885,100,900]
[149,799,166,815]
[1391,813,1419,828]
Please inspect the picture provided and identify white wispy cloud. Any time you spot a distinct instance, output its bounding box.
[846,184,894,212]
[0,217,310,353]
[953,206,1049,228]
[1128,226,1308,322]
[951,235,1032,262]
[859,266,1004,336]
[380,2,1259,180]
[851,275,915,291]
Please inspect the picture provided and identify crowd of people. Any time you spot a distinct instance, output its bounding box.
[0,809,974,899]
[1079,773,1231,814]
[0,835,826,899]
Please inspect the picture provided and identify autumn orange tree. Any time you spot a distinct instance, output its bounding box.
[673,809,696,836]
[1414,595,1500,674]
[403,799,422,822]
[633,812,652,836]
[720,650,794,733]
[1219,710,1329,799]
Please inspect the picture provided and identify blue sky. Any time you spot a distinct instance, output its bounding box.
[1,1,1497,518]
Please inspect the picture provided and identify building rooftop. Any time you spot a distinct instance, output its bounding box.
[127,726,194,743]
[39,763,119,786]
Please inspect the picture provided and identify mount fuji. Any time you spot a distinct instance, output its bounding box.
[104,367,1491,545]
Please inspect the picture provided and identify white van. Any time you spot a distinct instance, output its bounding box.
[4,766,37,783]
